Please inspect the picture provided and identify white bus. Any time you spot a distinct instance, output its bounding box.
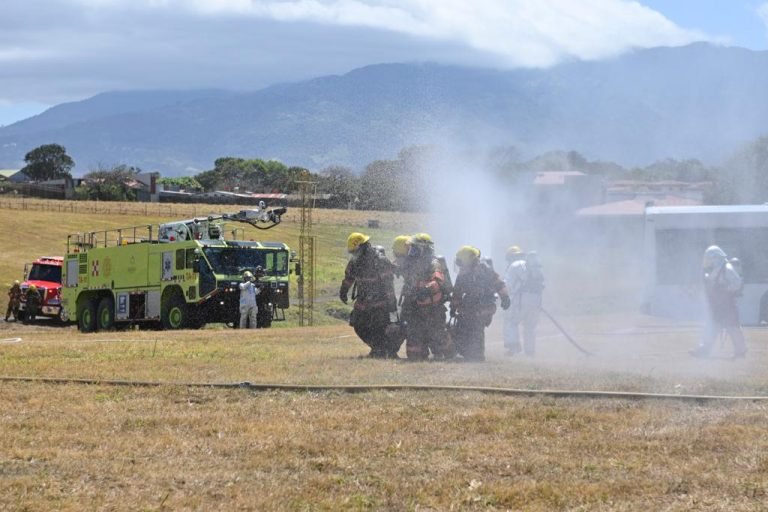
[644,205,768,325]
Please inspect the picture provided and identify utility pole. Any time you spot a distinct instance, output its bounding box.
[297,179,317,327]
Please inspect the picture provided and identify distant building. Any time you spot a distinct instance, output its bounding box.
[0,169,19,182]
[530,171,605,218]
[574,196,701,249]
[607,180,711,203]
[2,170,31,183]
[135,172,160,202]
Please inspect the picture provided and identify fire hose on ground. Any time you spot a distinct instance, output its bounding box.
[540,306,595,357]
[0,375,766,403]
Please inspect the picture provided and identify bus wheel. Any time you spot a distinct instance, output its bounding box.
[79,299,98,333]
[162,294,187,330]
[97,297,115,331]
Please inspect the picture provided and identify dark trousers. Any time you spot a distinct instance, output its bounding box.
[351,307,399,356]
[453,314,486,361]
[404,306,455,360]
[5,300,19,320]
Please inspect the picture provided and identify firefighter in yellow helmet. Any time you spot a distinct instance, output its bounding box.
[400,233,456,360]
[5,280,22,322]
[450,246,510,361]
[24,284,42,324]
[391,235,410,274]
[504,246,544,356]
[339,232,400,358]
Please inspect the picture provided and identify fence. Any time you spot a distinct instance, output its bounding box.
[0,196,425,230]
[0,197,300,223]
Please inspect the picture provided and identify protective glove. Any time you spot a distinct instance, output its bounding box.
[339,290,348,304]
[500,295,511,310]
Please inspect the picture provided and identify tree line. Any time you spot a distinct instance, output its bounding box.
[14,137,768,208]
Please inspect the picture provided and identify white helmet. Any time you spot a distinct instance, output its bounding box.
[703,245,727,269]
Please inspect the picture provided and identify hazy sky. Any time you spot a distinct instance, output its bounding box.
[1,0,767,126]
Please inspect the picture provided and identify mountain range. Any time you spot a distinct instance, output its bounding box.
[1,42,767,176]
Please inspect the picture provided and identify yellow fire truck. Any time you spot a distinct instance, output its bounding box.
[60,207,296,332]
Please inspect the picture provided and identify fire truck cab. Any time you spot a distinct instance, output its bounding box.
[19,256,64,322]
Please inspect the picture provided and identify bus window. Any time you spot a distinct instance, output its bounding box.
[714,228,768,283]
[655,229,709,285]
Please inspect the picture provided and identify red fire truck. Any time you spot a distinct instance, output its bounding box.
[19,256,64,322]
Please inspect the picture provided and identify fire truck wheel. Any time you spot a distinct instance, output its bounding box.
[97,297,115,331]
[78,299,98,333]
[162,294,187,330]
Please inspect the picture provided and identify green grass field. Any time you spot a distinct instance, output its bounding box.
[1,200,767,510]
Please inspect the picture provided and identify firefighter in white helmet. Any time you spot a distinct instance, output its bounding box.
[690,245,747,358]
[503,246,544,356]
[238,270,260,329]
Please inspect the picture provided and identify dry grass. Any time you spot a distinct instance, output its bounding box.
[1,320,768,510]
[2,384,767,512]
[1,201,768,510]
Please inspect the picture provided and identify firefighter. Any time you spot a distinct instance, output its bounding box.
[691,245,747,358]
[24,284,42,324]
[253,266,273,328]
[339,232,400,358]
[400,233,456,360]
[450,246,511,361]
[392,235,410,275]
[238,270,260,329]
[386,234,411,348]
[504,246,545,356]
[5,280,21,322]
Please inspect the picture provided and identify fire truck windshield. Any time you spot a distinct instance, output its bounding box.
[203,247,288,276]
[28,264,62,283]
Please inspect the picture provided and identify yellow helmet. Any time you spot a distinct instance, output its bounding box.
[347,232,371,253]
[392,235,410,257]
[28,284,37,291]
[13,280,19,285]
[455,245,481,268]
[242,270,253,279]
[408,233,433,248]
